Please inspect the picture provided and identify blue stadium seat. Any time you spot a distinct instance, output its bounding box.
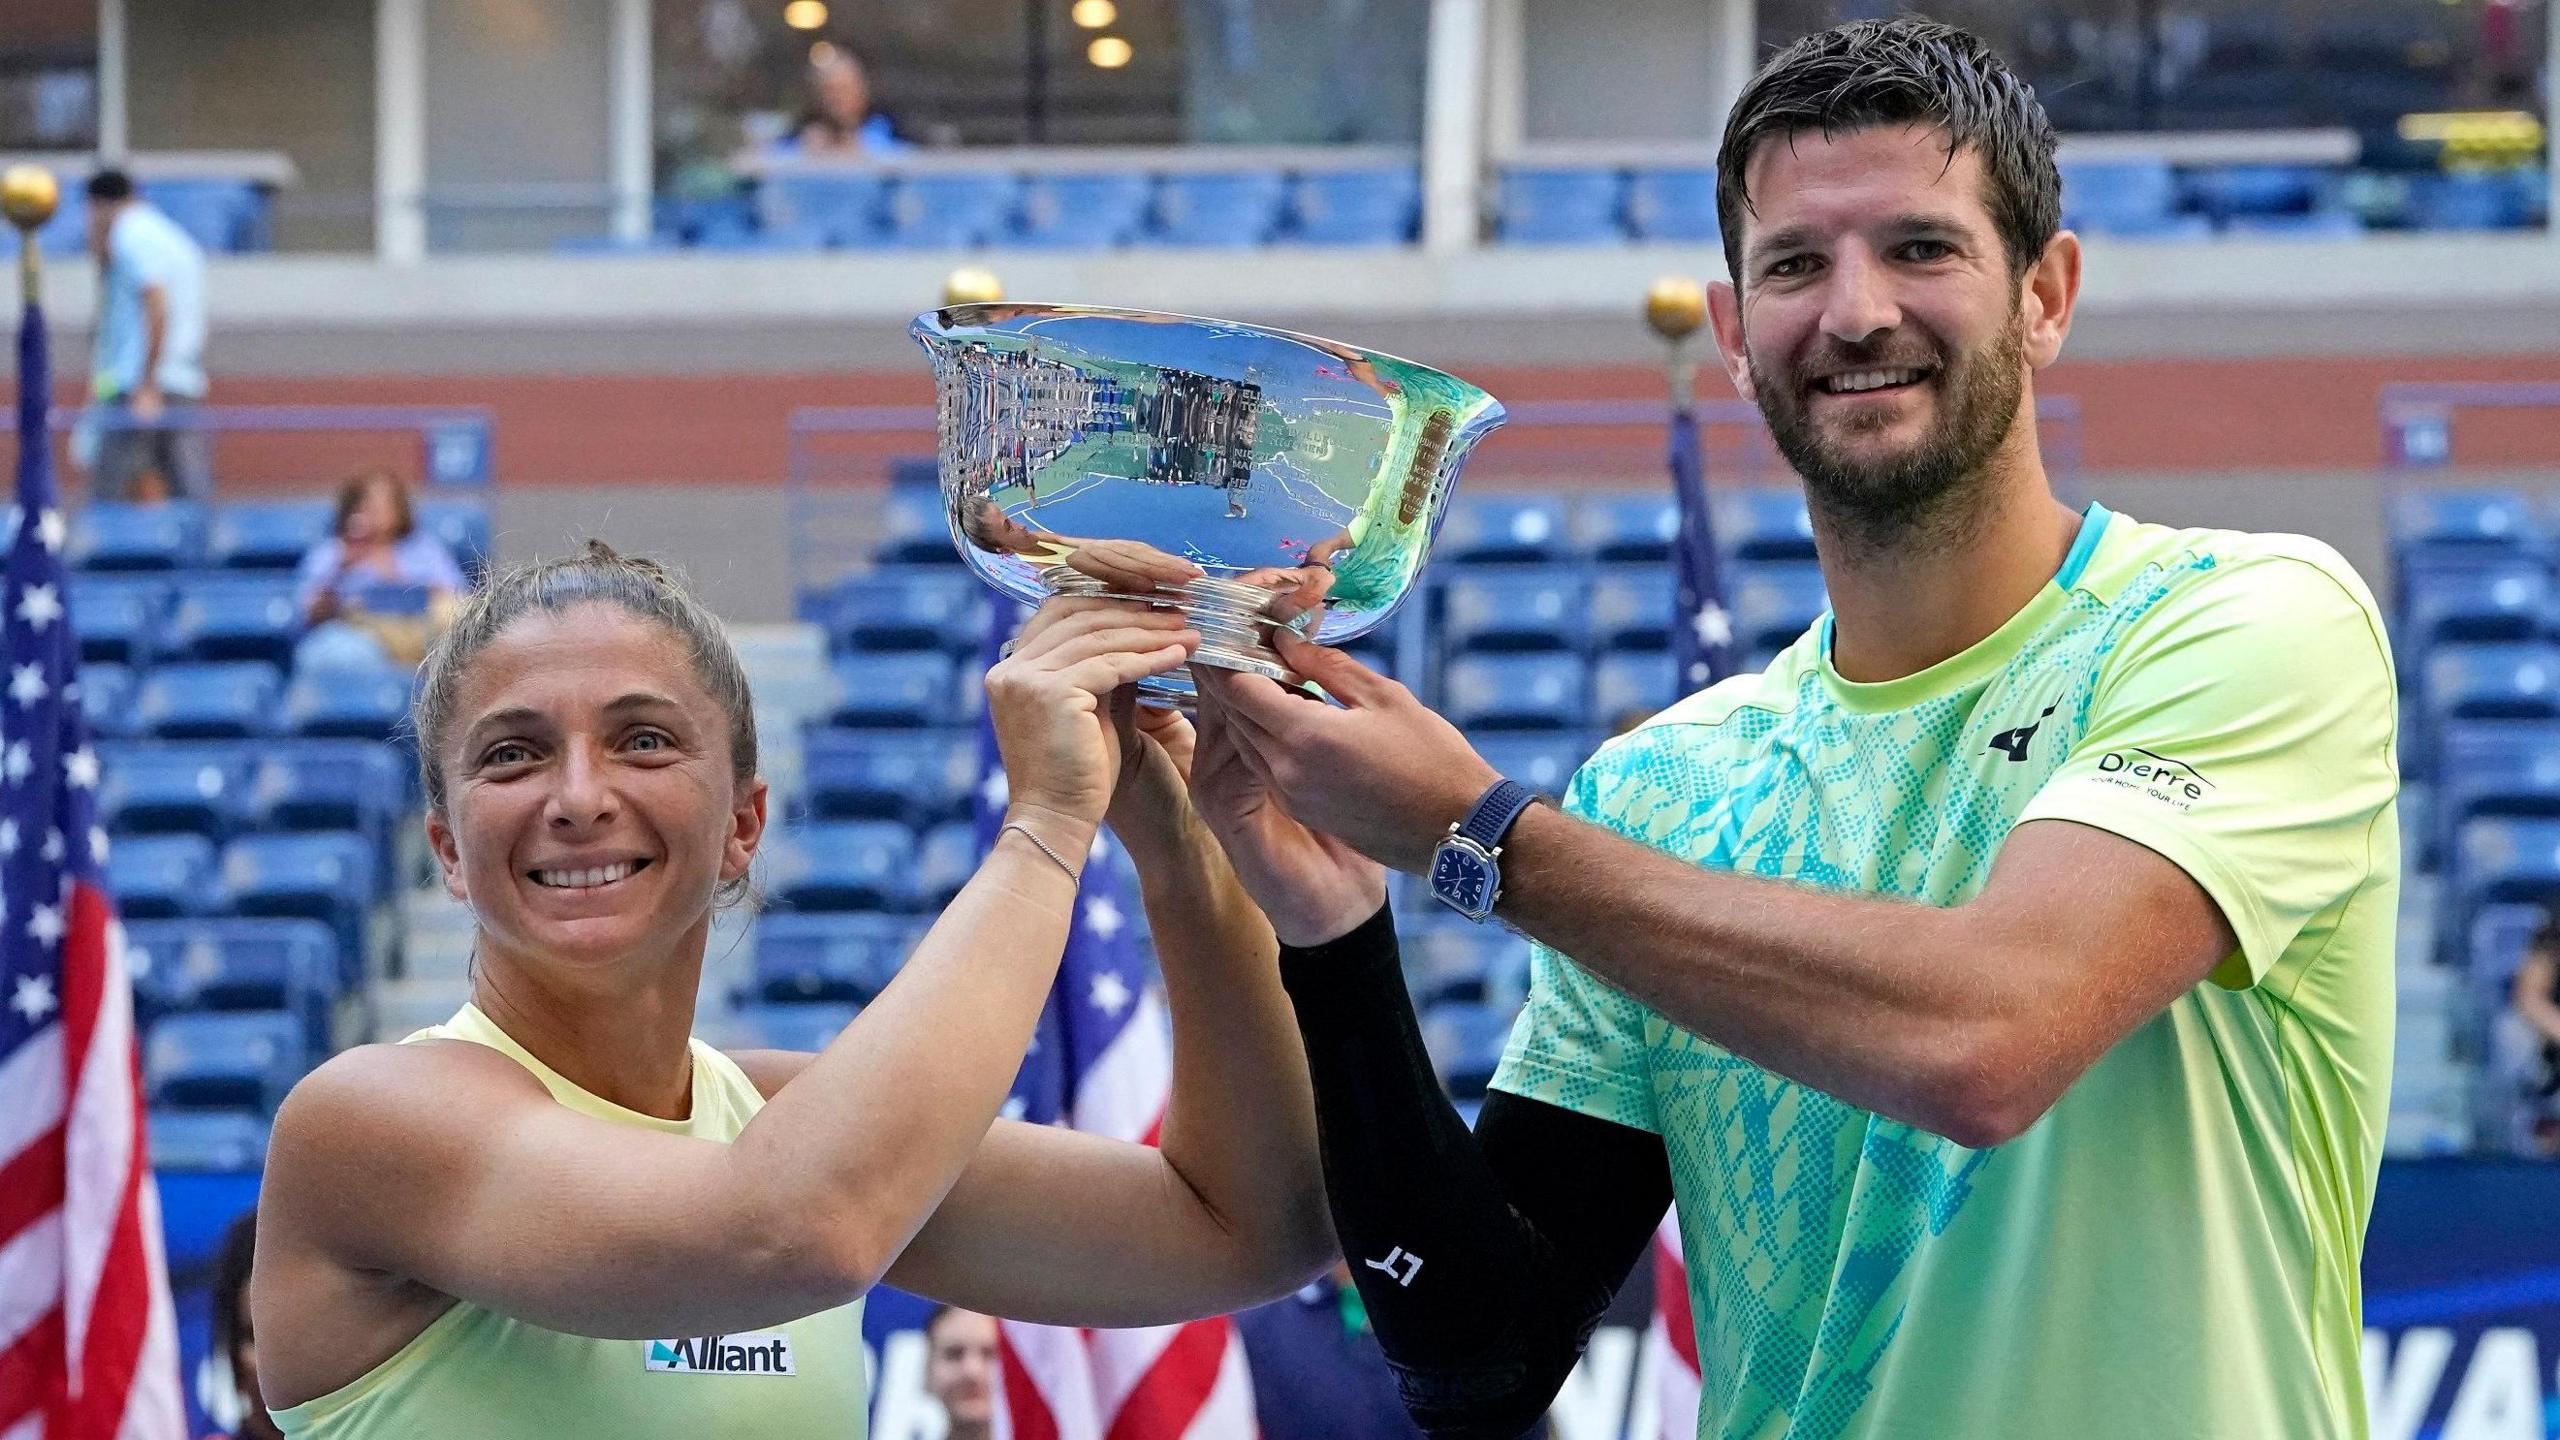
[1589,565,1675,651]
[1625,167,1718,242]
[2456,816,2560,903]
[145,1011,308,1114]
[148,1108,272,1172]
[1443,566,1589,653]
[1439,494,1570,565]
[2468,902,2548,1011]
[281,664,413,741]
[78,662,138,740]
[1419,999,1519,1097]
[69,501,206,572]
[885,173,1020,248]
[124,917,340,1048]
[138,662,282,740]
[1014,173,1153,249]
[2059,160,2182,233]
[748,912,921,1004]
[693,224,826,252]
[1151,172,1289,247]
[911,821,979,908]
[800,728,977,824]
[1475,733,1597,799]
[1593,650,1678,724]
[765,820,919,911]
[1732,562,1829,653]
[34,191,87,257]
[829,652,960,729]
[2411,169,2539,231]
[1717,489,1817,560]
[146,179,265,252]
[2221,211,2364,239]
[2400,561,2548,646]
[656,192,758,245]
[2184,164,2325,221]
[163,574,303,665]
[97,742,251,838]
[222,832,377,962]
[759,172,892,246]
[730,1002,864,1054]
[209,500,333,570]
[67,575,167,664]
[872,482,964,566]
[246,741,409,839]
[1287,168,1419,245]
[1405,925,1532,1009]
[1443,653,1587,731]
[105,834,220,919]
[823,568,988,652]
[1574,494,1679,564]
[412,496,491,582]
[1494,168,1626,244]
[2391,491,2539,551]
[2433,723,2560,866]
[2424,644,2560,722]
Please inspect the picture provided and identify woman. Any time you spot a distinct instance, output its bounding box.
[291,470,467,671]
[251,543,1331,1436]
[206,1208,284,1440]
[2511,913,2560,1154]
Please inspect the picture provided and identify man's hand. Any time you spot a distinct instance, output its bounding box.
[129,383,165,424]
[1189,629,1499,876]
[1189,675,1386,946]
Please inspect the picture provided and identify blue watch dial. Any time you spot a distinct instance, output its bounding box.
[1432,845,1493,914]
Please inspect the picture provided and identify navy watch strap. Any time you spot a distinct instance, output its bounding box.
[1455,778,1539,851]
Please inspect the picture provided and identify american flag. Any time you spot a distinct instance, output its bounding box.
[1645,390,1729,1439]
[968,602,1255,1440]
[0,295,185,1438]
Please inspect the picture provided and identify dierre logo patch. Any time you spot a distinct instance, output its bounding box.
[2095,747,2213,809]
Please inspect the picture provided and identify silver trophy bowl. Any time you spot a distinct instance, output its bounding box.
[914,303,1507,705]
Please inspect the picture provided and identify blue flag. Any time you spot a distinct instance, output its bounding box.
[1667,401,1737,691]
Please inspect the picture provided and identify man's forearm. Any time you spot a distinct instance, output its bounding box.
[1124,806,1333,1282]
[1492,803,2035,1141]
[139,288,168,391]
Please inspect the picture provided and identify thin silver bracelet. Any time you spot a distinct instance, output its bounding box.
[1002,822,1083,882]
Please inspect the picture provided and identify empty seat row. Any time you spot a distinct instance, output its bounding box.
[107,830,378,973]
[71,573,305,666]
[125,917,342,1048]
[1440,561,1821,656]
[145,1010,310,1116]
[733,168,1421,250]
[79,660,412,742]
[1443,651,1689,732]
[98,739,408,843]
[66,499,489,578]
[33,178,274,257]
[761,820,980,914]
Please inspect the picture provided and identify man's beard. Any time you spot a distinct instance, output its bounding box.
[1748,306,2027,554]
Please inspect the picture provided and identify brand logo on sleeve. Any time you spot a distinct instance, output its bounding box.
[1988,704,2058,763]
[644,1331,797,1376]
[2095,747,2213,809]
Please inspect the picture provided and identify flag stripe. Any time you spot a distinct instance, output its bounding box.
[0,1026,64,1166]
[1099,1317,1231,1440]
[0,1305,62,1430]
[0,1215,65,1357]
[0,1130,65,1259]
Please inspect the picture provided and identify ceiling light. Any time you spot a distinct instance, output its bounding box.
[1088,35,1133,68]
[783,1,829,31]
[1072,0,1119,28]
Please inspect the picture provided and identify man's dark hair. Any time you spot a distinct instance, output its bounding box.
[84,168,134,203]
[1715,17,2060,288]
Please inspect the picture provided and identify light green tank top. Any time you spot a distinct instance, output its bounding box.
[270,1004,870,1439]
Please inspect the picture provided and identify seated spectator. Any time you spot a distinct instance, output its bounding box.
[292,469,467,671]
[207,1207,283,1440]
[922,1306,997,1440]
[2506,913,2560,1155]
[782,43,908,155]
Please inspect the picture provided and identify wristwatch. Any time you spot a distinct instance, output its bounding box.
[1430,778,1541,923]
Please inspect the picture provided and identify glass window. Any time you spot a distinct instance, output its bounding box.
[1758,0,2547,133]
[0,0,100,150]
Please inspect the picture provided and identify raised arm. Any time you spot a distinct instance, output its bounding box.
[258,605,1198,1367]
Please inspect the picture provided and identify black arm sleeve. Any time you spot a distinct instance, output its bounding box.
[1278,904,1674,1440]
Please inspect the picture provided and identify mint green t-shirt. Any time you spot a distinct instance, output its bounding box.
[1491,504,2400,1440]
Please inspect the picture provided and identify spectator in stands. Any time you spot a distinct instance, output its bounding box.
[248,546,1330,1438]
[81,167,210,502]
[208,1207,285,1440]
[293,469,468,671]
[921,1306,997,1440]
[2505,912,2560,1155]
[1234,1261,1430,1440]
[786,43,908,155]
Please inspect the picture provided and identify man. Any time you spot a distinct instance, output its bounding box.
[83,167,210,501]
[789,44,907,156]
[1186,17,2397,1440]
[921,1307,997,1440]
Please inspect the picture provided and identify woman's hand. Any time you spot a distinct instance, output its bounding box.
[988,600,1199,829]
[1104,688,1199,846]
[1186,678,1386,947]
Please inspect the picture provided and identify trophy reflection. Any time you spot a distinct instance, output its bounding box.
[916,304,1506,705]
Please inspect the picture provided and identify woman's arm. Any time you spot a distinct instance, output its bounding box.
[883,673,1334,1323]
[258,605,1197,1354]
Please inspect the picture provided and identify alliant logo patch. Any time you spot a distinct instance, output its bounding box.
[644,1331,797,1377]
